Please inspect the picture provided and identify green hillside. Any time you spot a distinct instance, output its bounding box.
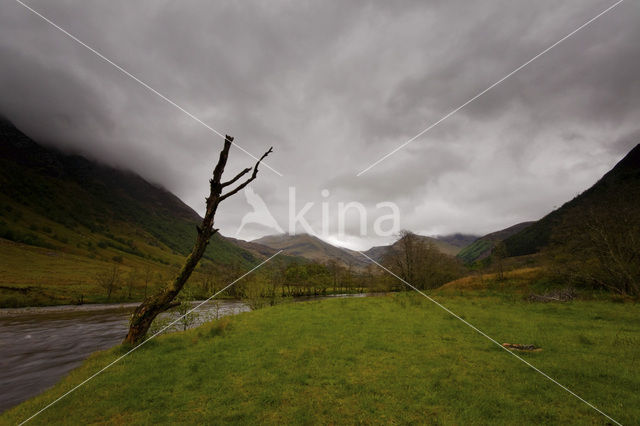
[456,239,493,264]
[0,119,259,307]
[457,222,534,264]
[434,233,478,249]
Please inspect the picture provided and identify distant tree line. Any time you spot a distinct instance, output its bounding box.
[381,230,465,290]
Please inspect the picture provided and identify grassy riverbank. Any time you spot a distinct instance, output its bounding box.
[3,293,639,424]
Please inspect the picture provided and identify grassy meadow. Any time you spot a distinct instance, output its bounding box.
[3,293,638,424]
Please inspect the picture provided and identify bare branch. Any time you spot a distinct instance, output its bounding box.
[221,167,252,188]
[220,146,273,202]
[210,135,234,187]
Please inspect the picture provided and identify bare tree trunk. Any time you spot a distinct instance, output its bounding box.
[124,136,272,345]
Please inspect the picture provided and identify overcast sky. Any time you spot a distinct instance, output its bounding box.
[1,0,638,250]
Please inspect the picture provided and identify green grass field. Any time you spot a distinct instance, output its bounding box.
[3,293,638,424]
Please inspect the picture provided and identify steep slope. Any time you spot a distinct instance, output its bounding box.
[434,233,478,249]
[457,222,534,264]
[504,144,640,256]
[362,234,461,262]
[224,237,280,258]
[0,119,259,305]
[361,244,390,263]
[252,233,368,267]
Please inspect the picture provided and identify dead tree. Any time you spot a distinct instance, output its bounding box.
[124,136,273,344]
[96,265,121,301]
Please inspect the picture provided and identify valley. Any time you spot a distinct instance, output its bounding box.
[1,120,639,424]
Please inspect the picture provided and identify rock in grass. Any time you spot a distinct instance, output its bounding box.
[502,343,542,352]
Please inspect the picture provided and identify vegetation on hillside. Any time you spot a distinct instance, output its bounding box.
[456,238,493,264]
[456,221,534,264]
[503,144,640,297]
[546,195,640,296]
[0,120,261,306]
[455,145,640,298]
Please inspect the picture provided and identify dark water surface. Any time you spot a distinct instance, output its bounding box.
[0,294,372,413]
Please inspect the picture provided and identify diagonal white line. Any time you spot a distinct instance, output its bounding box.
[357,0,625,176]
[13,0,284,177]
[19,250,283,425]
[358,251,622,426]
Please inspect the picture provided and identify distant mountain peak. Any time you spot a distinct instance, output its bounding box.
[252,233,368,267]
[362,233,463,263]
[432,233,479,249]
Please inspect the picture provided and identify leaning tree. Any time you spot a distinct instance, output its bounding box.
[124,135,273,344]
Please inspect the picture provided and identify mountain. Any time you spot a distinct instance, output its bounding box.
[0,119,261,305]
[456,222,534,264]
[434,233,478,249]
[252,233,368,268]
[224,236,281,258]
[504,144,640,257]
[362,234,461,262]
[360,244,390,263]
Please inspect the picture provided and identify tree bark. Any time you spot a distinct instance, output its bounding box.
[124,135,273,345]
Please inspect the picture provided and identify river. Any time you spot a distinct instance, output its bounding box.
[0,294,372,413]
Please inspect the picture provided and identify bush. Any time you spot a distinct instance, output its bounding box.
[174,288,200,331]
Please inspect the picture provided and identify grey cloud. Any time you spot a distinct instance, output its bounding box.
[1,0,638,250]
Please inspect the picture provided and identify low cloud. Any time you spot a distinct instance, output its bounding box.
[1,0,638,250]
